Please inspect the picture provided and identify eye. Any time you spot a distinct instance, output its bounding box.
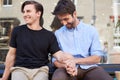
[60,18,69,22]
[26,10,31,13]
[63,18,69,21]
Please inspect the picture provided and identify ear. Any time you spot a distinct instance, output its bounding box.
[37,11,41,17]
[73,11,77,17]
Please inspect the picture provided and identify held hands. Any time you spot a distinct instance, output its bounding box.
[66,66,77,76]
[56,52,77,76]
[58,53,77,76]
[64,58,78,76]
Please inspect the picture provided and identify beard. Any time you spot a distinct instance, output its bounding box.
[66,22,74,29]
[66,18,76,29]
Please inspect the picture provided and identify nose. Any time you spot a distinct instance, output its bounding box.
[61,20,67,25]
[23,12,27,16]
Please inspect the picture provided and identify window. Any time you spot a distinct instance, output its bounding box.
[0,18,20,63]
[3,0,12,6]
[71,0,75,2]
[71,0,77,4]
[113,0,120,3]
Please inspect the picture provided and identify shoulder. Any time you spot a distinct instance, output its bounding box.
[12,24,27,35]
[42,28,53,34]
[55,26,66,35]
[80,22,98,34]
[13,24,26,31]
[42,28,55,36]
[81,22,96,30]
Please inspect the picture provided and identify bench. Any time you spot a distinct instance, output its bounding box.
[98,64,120,78]
[0,63,120,80]
[48,63,120,79]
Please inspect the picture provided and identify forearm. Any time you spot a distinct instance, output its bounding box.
[54,60,65,68]
[2,54,15,80]
[53,51,74,62]
[75,55,101,65]
[53,51,63,61]
[53,53,77,76]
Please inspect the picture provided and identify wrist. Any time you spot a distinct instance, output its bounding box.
[74,58,78,65]
[1,77,7,80]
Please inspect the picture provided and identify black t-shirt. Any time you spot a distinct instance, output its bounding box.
[10,25,60,69]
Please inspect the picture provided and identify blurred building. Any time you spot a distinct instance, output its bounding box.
[0,0,120,63]
[109,46,120,64]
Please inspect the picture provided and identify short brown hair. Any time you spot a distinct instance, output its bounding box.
[52,0,76,15]
[21,0,44,20]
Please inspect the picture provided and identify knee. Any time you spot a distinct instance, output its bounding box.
[52,75,68,80]
[51,68,68,80]
[52,71,65,80]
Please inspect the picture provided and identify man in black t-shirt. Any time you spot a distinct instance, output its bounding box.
[0,1,74,80]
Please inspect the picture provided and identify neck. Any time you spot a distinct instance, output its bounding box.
[75,18,80,26]
[27,23,42,30]
[73,18,80,28]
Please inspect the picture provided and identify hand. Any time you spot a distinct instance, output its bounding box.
[64,58,76,69]
[64,58,77,76]
[0,78,4,80]
[65,64,77,76]
[58,52,74,62]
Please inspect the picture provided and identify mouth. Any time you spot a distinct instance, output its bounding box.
[66,23,72,27]
[24,16,30,21]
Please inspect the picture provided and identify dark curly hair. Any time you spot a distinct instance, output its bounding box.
[52,0,76,15]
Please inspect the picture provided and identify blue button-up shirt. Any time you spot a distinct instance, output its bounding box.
[54,21,103,69]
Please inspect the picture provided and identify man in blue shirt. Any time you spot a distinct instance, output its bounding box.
[52,0,113,80]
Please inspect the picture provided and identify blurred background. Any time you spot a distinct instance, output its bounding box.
[0,0,120,64]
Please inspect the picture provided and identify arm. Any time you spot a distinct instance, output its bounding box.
[53,51,77,76]
[53,51,74,63]
[75,55,101,64]
[53,50,101,67]
[62,55,101,76]
[53,51,77,68]
[1,47,16,80]
[64,55,101,66]
[65,55,101,69]
[53,60,66,68]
